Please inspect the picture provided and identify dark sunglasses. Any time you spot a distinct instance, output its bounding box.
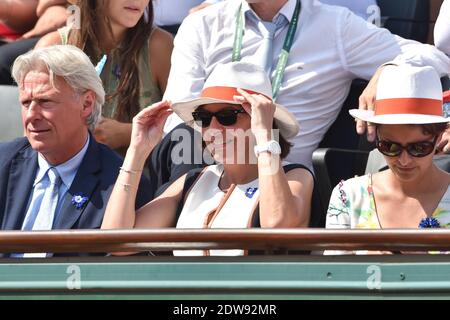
[376,136,438,158]
[192,108,246,128]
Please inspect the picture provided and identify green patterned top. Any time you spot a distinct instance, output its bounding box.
[326,174,450,230]
[324,174,450,255]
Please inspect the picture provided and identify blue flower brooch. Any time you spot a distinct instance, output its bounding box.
[418,217,441,228]
[245,187,258,199]
[71,193,88,210]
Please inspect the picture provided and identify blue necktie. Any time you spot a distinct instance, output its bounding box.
[21,167,61,258]
[31,167,61,231]
[255,14,288,75]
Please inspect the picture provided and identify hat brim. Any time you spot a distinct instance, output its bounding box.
[171,97,299,139]
[349,109,449,124]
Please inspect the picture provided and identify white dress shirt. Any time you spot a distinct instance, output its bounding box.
[153,0,223,26]
[164,0,450,168]
[435,0,450,56]
[319,0,377,20]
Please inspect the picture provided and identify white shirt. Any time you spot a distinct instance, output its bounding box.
[153,0,223,26]
[175,165,259,256]
[319,0,377,20]
[164,0,450,168]
[435,0,450,56]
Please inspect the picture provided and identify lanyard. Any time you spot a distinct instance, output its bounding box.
[232,0,301,100]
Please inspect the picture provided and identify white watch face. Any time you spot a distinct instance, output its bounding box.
[255,140,281,156]
[268,141,282,155]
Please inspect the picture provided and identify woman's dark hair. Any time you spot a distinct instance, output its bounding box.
[418,122,449,136]
[69,0,154,122]
[376,123,449,137]
[273,122,293,159]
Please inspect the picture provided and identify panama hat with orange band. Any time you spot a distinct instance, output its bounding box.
[350,65,449,124]
[171,61,300,139]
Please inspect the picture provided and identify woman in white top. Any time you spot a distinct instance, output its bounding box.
[101,62,316,256]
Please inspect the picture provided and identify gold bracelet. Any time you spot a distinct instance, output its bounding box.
[119,167,143,175]
[118,182,137,192]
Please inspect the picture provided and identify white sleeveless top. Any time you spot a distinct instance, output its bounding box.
[175,165,260,256]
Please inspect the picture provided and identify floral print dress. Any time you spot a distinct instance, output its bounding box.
[325,174,450,255]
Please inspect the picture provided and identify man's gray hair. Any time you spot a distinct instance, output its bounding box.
[12,45,105,131]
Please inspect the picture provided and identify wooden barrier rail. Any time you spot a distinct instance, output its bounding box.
[1,229,450,253]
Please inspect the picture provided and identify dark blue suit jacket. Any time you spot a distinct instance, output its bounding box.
[0,137,152,231]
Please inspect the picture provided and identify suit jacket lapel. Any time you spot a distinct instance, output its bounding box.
[53,138,101,229]
[2,147,38,230]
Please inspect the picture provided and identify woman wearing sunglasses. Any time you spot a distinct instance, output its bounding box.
[101,62,316,256]
[326,65,450,250]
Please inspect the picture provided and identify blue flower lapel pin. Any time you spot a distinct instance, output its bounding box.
[245,187,258,199]
[418,217,441,228]
[71,193,88,210]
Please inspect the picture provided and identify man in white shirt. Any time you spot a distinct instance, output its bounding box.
[163,0,450,169]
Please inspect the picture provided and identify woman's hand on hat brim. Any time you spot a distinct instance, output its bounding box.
[234,88,276,143]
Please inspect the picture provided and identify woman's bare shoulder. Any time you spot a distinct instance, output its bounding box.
[149,27,174,54]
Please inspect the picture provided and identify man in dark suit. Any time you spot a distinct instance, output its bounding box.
[0,45,151,238]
